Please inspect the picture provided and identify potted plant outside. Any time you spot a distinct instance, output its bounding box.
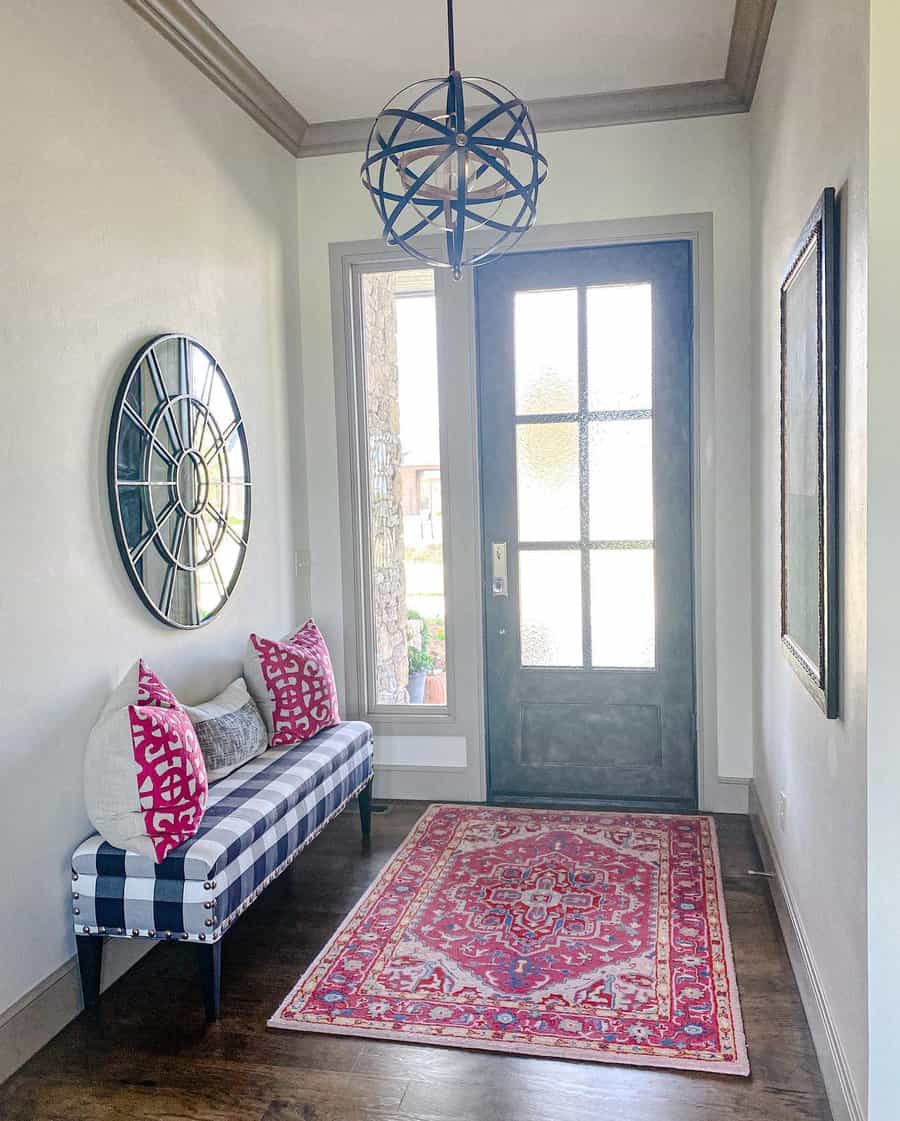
[407,644,434,704]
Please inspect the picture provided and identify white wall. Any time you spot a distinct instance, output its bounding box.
[749,0,868,1113]
[0,0,301,1022]
[867,1,900,1116]
[297,113,755,805]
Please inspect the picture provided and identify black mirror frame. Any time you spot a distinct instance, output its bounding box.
[779,188,839,718]
[107,334,252,629]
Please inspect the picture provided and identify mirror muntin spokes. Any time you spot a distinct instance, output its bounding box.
[108,334,251,629]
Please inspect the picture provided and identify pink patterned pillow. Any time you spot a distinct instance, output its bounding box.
[136,659,178,709]
[83,660,208,862]
[244,620,341,747]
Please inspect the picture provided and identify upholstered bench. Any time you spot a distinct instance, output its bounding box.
[71,720,373,1020]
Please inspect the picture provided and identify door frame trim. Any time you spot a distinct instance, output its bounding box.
[330,213,742,812]
[329,243,488,802]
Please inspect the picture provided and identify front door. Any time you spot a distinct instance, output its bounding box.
[477,240,696,810]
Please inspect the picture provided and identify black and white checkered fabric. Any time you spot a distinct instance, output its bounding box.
[71,721,373,944]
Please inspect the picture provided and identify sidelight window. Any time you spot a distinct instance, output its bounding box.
[356,268,449,707]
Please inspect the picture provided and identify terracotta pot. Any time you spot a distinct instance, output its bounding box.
[423,673,447,705]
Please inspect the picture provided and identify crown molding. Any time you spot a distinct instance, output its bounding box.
[727,0,778,104]
[123,0,776,161]
[298,78,746,158]
[297,0,779,158]
[123,0,308,155]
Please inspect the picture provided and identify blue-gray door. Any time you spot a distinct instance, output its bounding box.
[477,241,696,810]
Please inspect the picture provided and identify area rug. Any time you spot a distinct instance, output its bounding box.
[269,804,749,1075]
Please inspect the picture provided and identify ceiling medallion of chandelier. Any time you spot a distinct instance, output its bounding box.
[361,0,548,278]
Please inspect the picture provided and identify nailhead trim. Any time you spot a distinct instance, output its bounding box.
[68,766,373,945]
[73,908,80,915]
[72,892,79,900]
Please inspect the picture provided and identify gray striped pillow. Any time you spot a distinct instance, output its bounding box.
[184,678,268,783]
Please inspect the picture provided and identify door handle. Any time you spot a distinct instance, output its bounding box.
[492,542,508,597]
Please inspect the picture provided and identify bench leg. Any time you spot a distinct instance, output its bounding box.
[76,935,103,1010]
[196,941,222,1022]
[358,778,373,839]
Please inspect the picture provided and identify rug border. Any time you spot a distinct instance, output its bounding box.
[268,804,750,1077]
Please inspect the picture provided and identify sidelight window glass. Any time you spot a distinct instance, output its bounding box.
[359,268,448,706]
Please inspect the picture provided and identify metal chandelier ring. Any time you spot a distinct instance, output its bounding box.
[360,0,547,277]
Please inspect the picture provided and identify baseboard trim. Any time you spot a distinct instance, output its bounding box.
[748,783,864,1121]
[374,765,480,802]
[702,777,750,814]
[0,938,153,1085]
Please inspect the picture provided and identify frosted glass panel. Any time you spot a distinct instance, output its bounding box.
[589,419,654,540]
[520,551,582,666]
[587,284,652,411]
[516,422,580,542]
[591,549,656,667]
[515,289,578,414]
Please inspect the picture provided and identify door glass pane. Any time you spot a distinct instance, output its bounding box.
[591,549,655,667]
[515,289,578,414]
[520,551,582,666]
[589,419,654,540]
[516,422,580,542]
[587,284,652,411]
[360,268,447,707]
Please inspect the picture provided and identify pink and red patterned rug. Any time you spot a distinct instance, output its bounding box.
[269,804,749,1075]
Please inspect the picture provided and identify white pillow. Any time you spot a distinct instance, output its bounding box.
[183,678,268,783]
[83,660,208,862]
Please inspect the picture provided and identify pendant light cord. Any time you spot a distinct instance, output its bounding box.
[447,0,456,72]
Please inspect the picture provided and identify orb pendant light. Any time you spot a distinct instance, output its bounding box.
[360,0,548,279]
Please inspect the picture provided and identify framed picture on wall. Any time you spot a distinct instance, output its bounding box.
[780,187,839,718]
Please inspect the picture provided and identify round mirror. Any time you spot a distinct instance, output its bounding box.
[108,334,251,628]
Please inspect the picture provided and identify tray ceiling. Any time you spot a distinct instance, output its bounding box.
[197,0,738,124]
[122,0,775,156]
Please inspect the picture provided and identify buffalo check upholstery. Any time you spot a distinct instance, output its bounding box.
[71,721,373,944]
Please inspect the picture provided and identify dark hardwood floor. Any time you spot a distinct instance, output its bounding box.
[0,803,832,1121]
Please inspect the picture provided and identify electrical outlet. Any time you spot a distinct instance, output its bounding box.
[777,791,788,832]
[294,549,311,577]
